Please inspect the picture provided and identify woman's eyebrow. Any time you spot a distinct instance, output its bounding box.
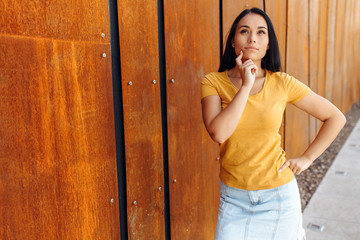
[238,25,267,29]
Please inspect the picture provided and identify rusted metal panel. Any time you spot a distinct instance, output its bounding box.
[117,0,165,239]
[0,36,120,239]
[264,0,286,70]
[351,0,360,103]
[264,0,286,148]
[164,0,220,239]
[222,0,264,46]
[309,0,321,142]
[333,0,346,111]
[0,0,110,42]
[325,0,336,104]
[341,0,354,113]
[285,0,310,158]
[314,0,329,135]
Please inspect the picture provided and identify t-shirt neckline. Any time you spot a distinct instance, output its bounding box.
[225,69,268,96]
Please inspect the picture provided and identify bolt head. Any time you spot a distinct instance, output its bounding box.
[101,33,105,38]
[102,53,106,58]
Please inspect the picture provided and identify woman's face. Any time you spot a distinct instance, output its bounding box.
[232,13,269,62]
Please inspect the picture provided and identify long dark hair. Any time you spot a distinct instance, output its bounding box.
[218,8,281,72]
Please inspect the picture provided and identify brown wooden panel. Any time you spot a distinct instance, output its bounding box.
[285,0,310,158]
[222,0,264,45]
[264,0,286,148]
[164,0,220,239]
[117,0,165,239]
[0,0,110,42]
[0,36,120,239]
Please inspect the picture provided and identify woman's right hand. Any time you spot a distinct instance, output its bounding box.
[235,50,258,88]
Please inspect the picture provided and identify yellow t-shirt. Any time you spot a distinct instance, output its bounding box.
[201,70,311,190]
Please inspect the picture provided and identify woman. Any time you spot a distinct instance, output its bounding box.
[201,8,346,240]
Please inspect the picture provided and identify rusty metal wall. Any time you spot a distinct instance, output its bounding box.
[0,0,120,239]
[117,0,165,239]
[1,0,360,239]
[164,0,220,239]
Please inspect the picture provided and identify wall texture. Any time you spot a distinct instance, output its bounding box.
[0,0,120,239]
[1,0,359,239]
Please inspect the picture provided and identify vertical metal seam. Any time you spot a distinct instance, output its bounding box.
[108,0,128,239]
[308,0,311,145]
[219,0,223,59]
[157,0,171,239]
[263,0,266,12]
[283,0,289,151]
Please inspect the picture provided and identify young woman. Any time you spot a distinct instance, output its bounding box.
[201,8,346,240]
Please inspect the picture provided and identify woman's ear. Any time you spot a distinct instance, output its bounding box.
[231,40,235,48]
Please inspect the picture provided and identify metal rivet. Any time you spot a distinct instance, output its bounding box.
[158,187,162,191]
[128,81,133,86]
[216,157,220,161]
[307,223,325,232]
[102,53,107,58]
[335,171,347,176]
[152,80,157,84]
[101,33,105,38]
[170,79,175,83]
[245,4,249,7]
[173,179,177,183]
[133,201,137,205]
[110,198,114,203]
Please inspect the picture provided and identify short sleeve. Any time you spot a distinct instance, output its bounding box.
[284,74,311,104]
[201,74,219,99]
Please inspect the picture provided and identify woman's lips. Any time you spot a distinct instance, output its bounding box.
[244,47,259,51]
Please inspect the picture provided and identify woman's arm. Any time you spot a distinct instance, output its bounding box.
[202,86,251,143]
[202,52,257,144]
[279,91,346,174]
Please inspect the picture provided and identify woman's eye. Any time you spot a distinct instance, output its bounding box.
[258,30,266,34]
[240,29,248,34]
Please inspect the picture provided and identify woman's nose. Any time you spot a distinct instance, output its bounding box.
[249,33,256,43]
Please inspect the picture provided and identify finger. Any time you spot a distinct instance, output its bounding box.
[242,59,254,65]
[251,65,258,75]
[236,52,243,65]
[294,168,301,175]
[242,60,257,69]
[241,62,257,75]
[235,56,242,66]
[238,50,243,59]
[279,161,290,173]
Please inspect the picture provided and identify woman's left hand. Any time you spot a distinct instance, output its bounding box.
[279,156,313,175]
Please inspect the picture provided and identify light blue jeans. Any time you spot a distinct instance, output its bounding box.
[215,179,305,240]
